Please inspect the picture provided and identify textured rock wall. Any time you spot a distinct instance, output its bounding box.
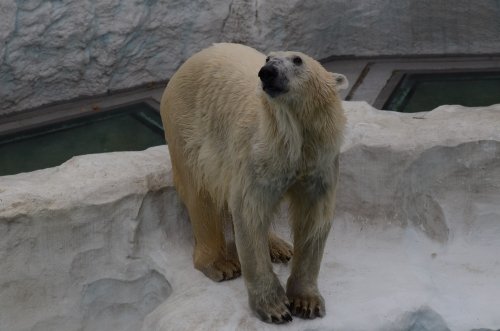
[1,0,500,114]
[1,103,499,331]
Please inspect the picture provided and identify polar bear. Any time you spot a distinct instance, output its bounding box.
[160,43,346,324]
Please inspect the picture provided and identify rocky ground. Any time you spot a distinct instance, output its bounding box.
[1,102,499,331]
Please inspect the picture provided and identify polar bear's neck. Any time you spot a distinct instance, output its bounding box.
[257,99,313,166]
[257,96,344,166]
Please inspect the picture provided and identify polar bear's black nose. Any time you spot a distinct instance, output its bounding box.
[258,65,278,84]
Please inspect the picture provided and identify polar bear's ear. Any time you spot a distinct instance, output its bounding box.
[331,73,349,91]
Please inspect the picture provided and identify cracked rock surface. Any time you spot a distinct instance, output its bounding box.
[1,0,500,113]
[1,102,499,331]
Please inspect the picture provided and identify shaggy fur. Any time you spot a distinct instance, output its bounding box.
[160,43,346,324]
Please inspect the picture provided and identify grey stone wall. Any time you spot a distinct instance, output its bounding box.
[1,0,500,114]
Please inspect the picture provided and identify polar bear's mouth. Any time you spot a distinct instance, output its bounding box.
[262,85,288,97]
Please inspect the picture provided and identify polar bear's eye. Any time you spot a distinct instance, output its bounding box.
[292,56,303,66]
[265,56,270,63]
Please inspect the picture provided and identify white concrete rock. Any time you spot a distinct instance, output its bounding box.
[1,0,500,114]
[1,102,499,331]
[0,147,178,331]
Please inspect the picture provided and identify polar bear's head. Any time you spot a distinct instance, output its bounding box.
[258,51,348,103]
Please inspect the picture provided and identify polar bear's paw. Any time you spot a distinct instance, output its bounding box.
[249,279,292,324]
[196,256,241,282]
[287,287,325,319]
[269,233,293,264]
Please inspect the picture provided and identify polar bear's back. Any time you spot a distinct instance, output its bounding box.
[163,43,264,116]
[161,43,265,199]
[161,43,265,138]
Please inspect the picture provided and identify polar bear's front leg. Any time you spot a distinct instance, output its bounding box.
[286,158,339,319]
[230,189,293,324]
[286,193,334,319]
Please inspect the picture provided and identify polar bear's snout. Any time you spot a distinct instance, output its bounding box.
[258,65,278,83]
[258,62,288,97]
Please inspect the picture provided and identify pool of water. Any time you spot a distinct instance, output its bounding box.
[383,71,500,113]
[0,103,165,176]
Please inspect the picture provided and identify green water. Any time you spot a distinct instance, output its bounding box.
[0,105,165,176]
[384,72,500,113]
